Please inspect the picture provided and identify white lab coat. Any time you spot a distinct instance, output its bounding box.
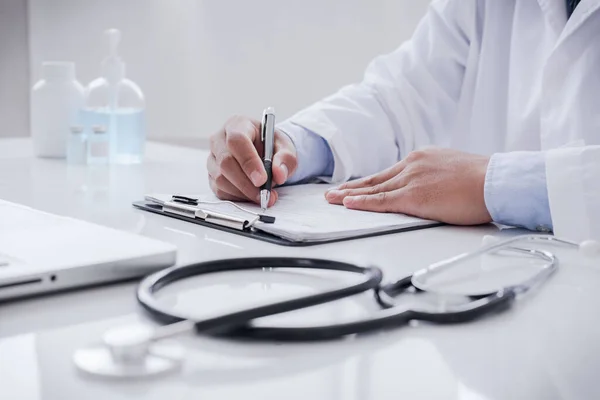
[285,0,600,242]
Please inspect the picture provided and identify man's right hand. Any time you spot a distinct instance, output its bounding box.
[208,115,298,206]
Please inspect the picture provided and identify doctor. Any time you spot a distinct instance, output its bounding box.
[207,0,600,242]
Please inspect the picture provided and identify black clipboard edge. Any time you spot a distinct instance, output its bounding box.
[133,201,443,247]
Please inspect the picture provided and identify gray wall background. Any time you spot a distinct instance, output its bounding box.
[0,0,29,137]
[0,0,430,140]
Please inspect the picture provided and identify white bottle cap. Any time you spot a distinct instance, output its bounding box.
[42,62,76,81]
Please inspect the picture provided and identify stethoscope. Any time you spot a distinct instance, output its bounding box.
[73,234,600,379]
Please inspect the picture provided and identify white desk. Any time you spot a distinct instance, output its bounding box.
[0,138,598,400]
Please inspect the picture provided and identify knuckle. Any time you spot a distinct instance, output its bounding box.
[407,150,424,161]
[218,153,236,170]
[363,175,376,186]
[367,185,380,196]
[214,174,228,188]
[225,130,246,148]
[403,167,417,179]
[240,156,259,174]
[375,192,388,203]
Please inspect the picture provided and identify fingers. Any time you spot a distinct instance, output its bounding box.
[325,173,408,205]
[342,189,406,213]
[267,189,279,207]
[207,116,293,208]
[268,131,298,186]
[210,177,279,206]
[224,117,267,187]
[209,178,245,202]
[208,151,260,202]
[221,155,262,202]
[208,155,279,206]
[272,149,298,186]
[332,161,406,191]
[208,155,247,197]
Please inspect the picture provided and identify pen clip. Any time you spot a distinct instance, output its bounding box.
[261,110,267,142]
[261,107,275,143]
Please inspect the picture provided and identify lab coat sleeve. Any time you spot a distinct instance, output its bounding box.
[280,0,473,182]
[484,151,552,231]
[546,146,600,242]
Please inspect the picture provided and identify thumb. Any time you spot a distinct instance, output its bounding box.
[272,148,298,186]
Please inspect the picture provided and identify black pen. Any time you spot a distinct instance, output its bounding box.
[260,107,276,211]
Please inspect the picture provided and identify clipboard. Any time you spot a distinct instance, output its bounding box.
[132,195,442,247]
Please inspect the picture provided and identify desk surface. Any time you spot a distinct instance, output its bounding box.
[0,138,598,400]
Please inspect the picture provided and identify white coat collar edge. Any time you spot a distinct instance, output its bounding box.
[556,0,600,47]
[536,0,568,35]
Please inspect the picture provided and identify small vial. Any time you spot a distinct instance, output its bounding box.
[88,125,109,164]
[67,125,88,164]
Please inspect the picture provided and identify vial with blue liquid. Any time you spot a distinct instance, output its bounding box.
[83,29,146,164]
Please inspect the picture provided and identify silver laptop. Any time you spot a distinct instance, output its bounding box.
[0,199,177,301]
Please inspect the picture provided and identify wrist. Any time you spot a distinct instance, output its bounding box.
[474,155,492,223]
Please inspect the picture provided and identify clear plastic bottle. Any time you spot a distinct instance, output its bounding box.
[82,29,146,164]
[31,62,85,158]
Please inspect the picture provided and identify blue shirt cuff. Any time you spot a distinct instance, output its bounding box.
[277,121,334,184]
[484,151,553,232]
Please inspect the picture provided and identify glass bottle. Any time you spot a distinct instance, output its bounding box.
[82,29,146,164]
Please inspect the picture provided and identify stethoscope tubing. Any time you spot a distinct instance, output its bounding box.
[136,257,519,342]
[137,258,384,335]
[220,290,516,341]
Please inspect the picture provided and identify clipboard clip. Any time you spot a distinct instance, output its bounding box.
[171,195,276,224]
[163,201,259,231]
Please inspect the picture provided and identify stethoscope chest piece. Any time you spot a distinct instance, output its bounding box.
[73,324,185,379]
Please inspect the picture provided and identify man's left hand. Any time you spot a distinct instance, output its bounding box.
[325,148,492,225]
